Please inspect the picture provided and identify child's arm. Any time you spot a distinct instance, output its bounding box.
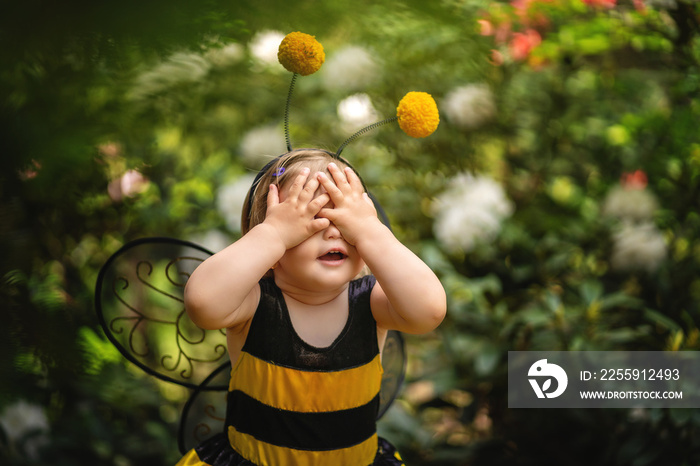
[184,168,330,330]
[317,164,446,334]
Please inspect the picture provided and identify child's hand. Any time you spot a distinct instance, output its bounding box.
[264,168,331,249]
[316,163,380,245]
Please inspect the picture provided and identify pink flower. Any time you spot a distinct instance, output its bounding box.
[509,29,542,61]
[621,170,648,190]
[108,169,150,201]
[478,19,494,36]
[490,49,505,66]
[511,0,552,28]
[477,8,512,45]
[19,159,41,180]
[510,0,553,11]
[511,0,532,11]
[581,0,616,8]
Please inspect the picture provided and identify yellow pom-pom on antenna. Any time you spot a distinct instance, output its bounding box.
[396,91,440,138]
[277,31,325,76]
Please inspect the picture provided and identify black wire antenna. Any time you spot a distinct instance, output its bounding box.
[336,116,398,157]
[284,73,298,152]
[283,69,397,156]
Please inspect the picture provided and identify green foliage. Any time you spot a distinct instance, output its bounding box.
[2,0,700,464]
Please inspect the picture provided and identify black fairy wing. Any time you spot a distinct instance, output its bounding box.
[378,330,406,419]
[369,194,404,418]
[178,361,231,453]
[95,237,228,389]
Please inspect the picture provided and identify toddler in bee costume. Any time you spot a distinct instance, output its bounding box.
[176,32,445,466]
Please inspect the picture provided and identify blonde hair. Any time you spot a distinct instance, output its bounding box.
[241,149,352,235]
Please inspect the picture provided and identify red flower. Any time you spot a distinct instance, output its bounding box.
[581,0,616,8]
[621,170,648,190]
[633,0,646,12]
[509,29,542,61]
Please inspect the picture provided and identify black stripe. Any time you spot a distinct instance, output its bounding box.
[194,433,248,465]
[227,390,379,451]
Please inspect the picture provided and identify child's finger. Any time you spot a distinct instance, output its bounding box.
[267,184,280,209]
[299,173,321,202]
[308,193,330,213]
[315,207,336,222]
[317,171,344,202]
[344,166,365,193]
[327,162,352,193]
[308,217,331,235]
[287,167,310,198]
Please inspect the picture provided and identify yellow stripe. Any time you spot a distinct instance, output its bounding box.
[175,448,211,466]
[228,425,378,466]
[229,352,383,412]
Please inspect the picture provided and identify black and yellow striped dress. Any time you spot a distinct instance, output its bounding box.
[176,275,404,466]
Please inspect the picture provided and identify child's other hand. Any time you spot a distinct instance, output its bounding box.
[264,168,331,249]
[316,163,379,245]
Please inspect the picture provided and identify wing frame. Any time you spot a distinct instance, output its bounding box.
[378,329,407,419]
[177,360,232,454]
[94,236,228,390]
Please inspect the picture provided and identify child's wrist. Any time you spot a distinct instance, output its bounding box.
[353,217,389,248]
[252,222,290,253]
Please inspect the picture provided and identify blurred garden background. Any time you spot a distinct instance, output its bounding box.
[2,0,700,464]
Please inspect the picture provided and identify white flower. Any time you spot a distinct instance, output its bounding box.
[443,84,496,130]
[321,46,380,92]
[217,174,257,232]
[602,186,659,222]
[628,407,649,422]
[0,400,49,442]
[611,221,667,273]
[239,125,287,167]
[337,93,380,132]
[249,30,285,67]
[0,400,50,460]
[432,173,514,253]
[205,43,245,68]
[129,52,211,100]
[644,0,677,9]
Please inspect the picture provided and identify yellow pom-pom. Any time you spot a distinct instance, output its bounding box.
[396,91,440,138]
[277,31,325,76]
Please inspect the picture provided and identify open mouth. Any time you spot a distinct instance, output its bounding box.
[317,250,347,263]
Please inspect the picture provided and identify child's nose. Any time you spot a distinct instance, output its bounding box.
[323,222,342,240]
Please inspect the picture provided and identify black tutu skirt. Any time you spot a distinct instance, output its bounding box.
[176,433,405,466]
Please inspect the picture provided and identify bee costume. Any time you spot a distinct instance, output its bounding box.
[177,276,402,466]
[95,31,439,466]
